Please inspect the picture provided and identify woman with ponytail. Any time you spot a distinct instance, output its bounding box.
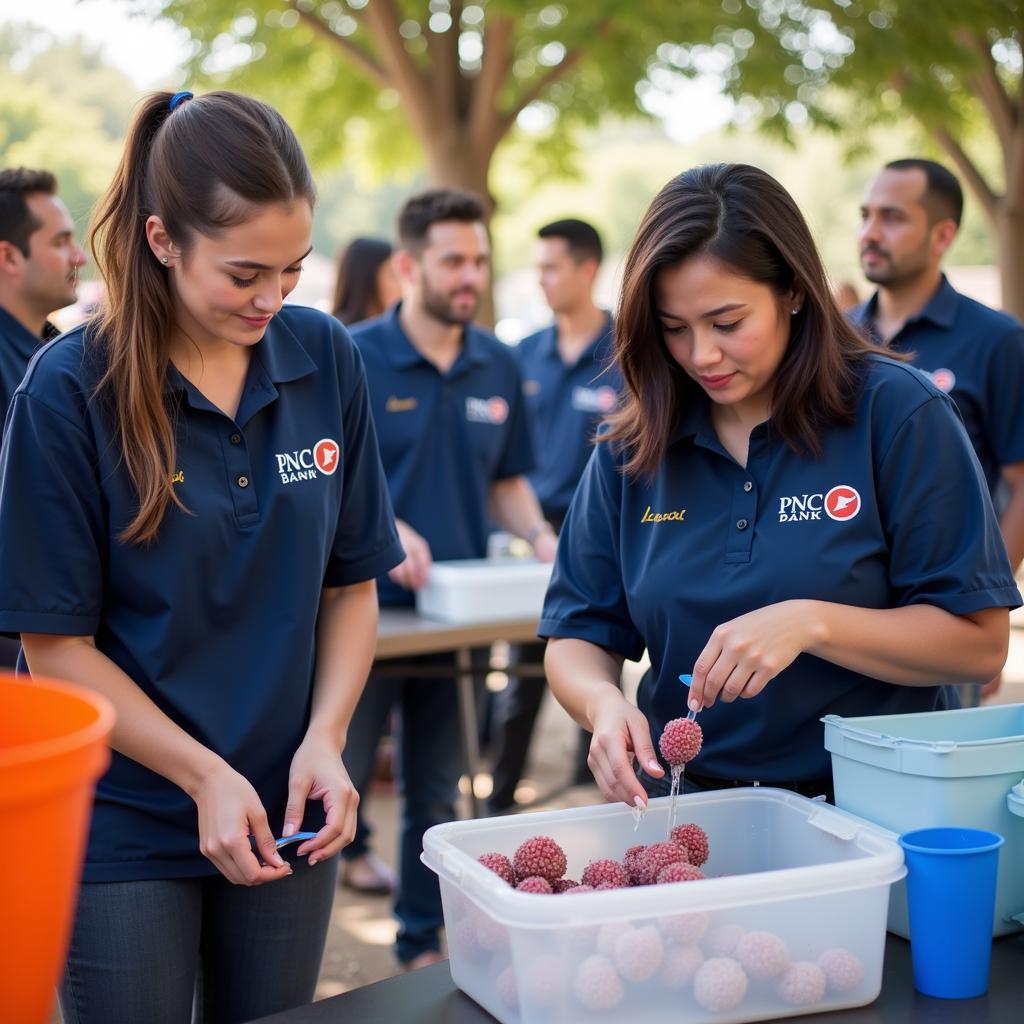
[0,90,403,1023]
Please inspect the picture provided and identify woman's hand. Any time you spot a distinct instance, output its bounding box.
[587,689,665,809]
[192,761,291,886]
[281,732,359,867]
[688,599,821,711]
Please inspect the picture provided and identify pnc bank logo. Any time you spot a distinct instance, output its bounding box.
[466,396,509,425]
[275,438,340,484]
[778,485,861,523]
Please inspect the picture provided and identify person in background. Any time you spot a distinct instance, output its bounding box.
[540,163,1018,811]
[854,158,1024,699]
[488,218,621,813]
[833,280,860,312]
[348,187,557,970]
[0,90,403,1023]
[331,236,400,326]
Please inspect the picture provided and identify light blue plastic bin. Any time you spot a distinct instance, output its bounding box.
[823,704,1024,938]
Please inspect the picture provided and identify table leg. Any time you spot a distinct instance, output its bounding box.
[455,645,483,819]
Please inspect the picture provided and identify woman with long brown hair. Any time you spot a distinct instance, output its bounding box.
[539,163,1018,808]
[0,91,402,1022]
[331,235,400,326]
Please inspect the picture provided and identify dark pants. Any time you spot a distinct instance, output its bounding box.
[58,858,337,1024]
[342,651,483,963]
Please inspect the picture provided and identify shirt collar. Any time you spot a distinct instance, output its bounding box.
[380,302,490,373]
[0,304,45,348]
[539,312,614,364]
[858,274,959,335]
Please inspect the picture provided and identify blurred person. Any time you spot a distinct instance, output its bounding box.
[347,187,557,970]
[541,163,1017,810]
[331,236,400,326]
[854,158,1024,699]
[488,218,621,813]
[833,279,860,312]
[0,91,402,1023]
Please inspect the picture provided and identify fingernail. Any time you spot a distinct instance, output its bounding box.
[282,823,296,837]
[633,795,646,809]
[688,698,700,712]
[648,759,661,772]
[308,858,318,867]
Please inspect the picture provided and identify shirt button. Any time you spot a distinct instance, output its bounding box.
[743,481,753,492]
[736,518,748,530]
[230,433,242,445]
[237,476,249,488]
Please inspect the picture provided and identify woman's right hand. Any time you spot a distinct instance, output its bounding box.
[587,690,665,809]
[192,760,293,885]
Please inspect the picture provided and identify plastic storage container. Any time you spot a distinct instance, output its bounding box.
[823,704,1024,938]
[422,788,904,1024]
[416,558,553,624]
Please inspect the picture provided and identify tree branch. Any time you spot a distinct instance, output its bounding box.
[468,13,516,146]
[426,0,461,123]
[932,126,1000,223]
[956,28,1017,153]
[283,0,389,88]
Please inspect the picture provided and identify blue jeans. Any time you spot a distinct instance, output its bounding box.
[344,655,466,962]
[58,857,337,1024]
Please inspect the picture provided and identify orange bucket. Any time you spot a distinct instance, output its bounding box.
[0,673,115,1024]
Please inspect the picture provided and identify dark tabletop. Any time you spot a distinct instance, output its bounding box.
[250,932,1024,1023]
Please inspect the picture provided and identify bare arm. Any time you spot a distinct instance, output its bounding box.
[489,476,557,560]
[998,462,1024,571]
[20,634,289,885]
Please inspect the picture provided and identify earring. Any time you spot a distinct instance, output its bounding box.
[791,307,800,315]
[161,256,169,266]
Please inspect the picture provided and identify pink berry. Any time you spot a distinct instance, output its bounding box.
[581,858,629,889]
[449,916,487,962]
[521,956,565,1007]
[818,948,865,994]
[613,924,664,982]
[659,717,703,766]
[477,852,515,885]
[564,883,595,894]
[573,954,625,1011]
[474,914,509,953]
[660,944,704,988]
[637,841,687,885]
[552,878,580,893]
[516,875,553,894]
[513,836,566,882]
[736,930,790,980]
[706,923,746,957]
[670,823,709,867]
[778,962,827,1006]
[624,844,648,885]
[496,965,518,1009]
[657,861,705,884]
[693,957,748,1012]
[596,921,634,956]
[659,910,709,944]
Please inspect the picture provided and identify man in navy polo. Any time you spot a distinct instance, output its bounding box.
[854,158,1024,697]
[0,167,87,668]
[348,188,557,970]
[488,219,621,812]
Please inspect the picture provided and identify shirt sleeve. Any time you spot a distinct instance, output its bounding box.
[494,357,536,481]
[984,325,1024,468]
[538,439,645,659]
[323,339,405,587]
[877,394,1022,615]
[0,393,106,636]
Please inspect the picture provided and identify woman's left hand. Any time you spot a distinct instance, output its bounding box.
[282,732,359,866]
[688,600,821,712]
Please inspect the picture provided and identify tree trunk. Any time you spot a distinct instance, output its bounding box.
[996,202,1024,321]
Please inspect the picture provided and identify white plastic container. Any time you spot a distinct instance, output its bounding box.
[823,704,1024,937]
[422,788,904,1024]
[416,558,553,624]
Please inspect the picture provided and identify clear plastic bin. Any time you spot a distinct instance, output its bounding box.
[422,788,904,1024]
[416,558,553,624]
[823,704,1024,937]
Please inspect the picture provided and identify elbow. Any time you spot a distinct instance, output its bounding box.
[961,608,1009,684]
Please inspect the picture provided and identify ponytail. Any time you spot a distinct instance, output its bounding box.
[89,91,315,544]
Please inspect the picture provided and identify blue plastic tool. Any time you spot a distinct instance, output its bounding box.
[249,831,320,864]
[678,674,698,719]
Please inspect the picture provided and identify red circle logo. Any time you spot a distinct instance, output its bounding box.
[488,397,509,424]
[931,368,956,393]
[597,386,617,412]
[314,438,340,475]
[825,485,861,521]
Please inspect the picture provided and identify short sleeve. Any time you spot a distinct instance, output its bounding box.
[984,325,1024,468]
[323,341,404,587]
[878,394,1021,614]
[494,358,535,481]
[538,440,645,659]
[0,393,106,636]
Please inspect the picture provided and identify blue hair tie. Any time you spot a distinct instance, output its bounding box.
[169,91,193,112]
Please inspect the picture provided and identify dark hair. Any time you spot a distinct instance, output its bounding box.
[331,237,394,324]
[90,90,316,544]
[397,188,485,252]
[607,163,882,478]
[884,158,963,227]
[538,218,603,264]
[0,167,58,256]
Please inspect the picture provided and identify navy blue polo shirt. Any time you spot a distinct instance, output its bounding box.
[352,305,534,607]
[0,306,403,881]
[0,305,53,433]
[513,313,621,522]
[540,355,1021,782]
[852,276,1024,498]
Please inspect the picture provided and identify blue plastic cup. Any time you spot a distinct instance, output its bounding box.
[898,827,1004,999]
